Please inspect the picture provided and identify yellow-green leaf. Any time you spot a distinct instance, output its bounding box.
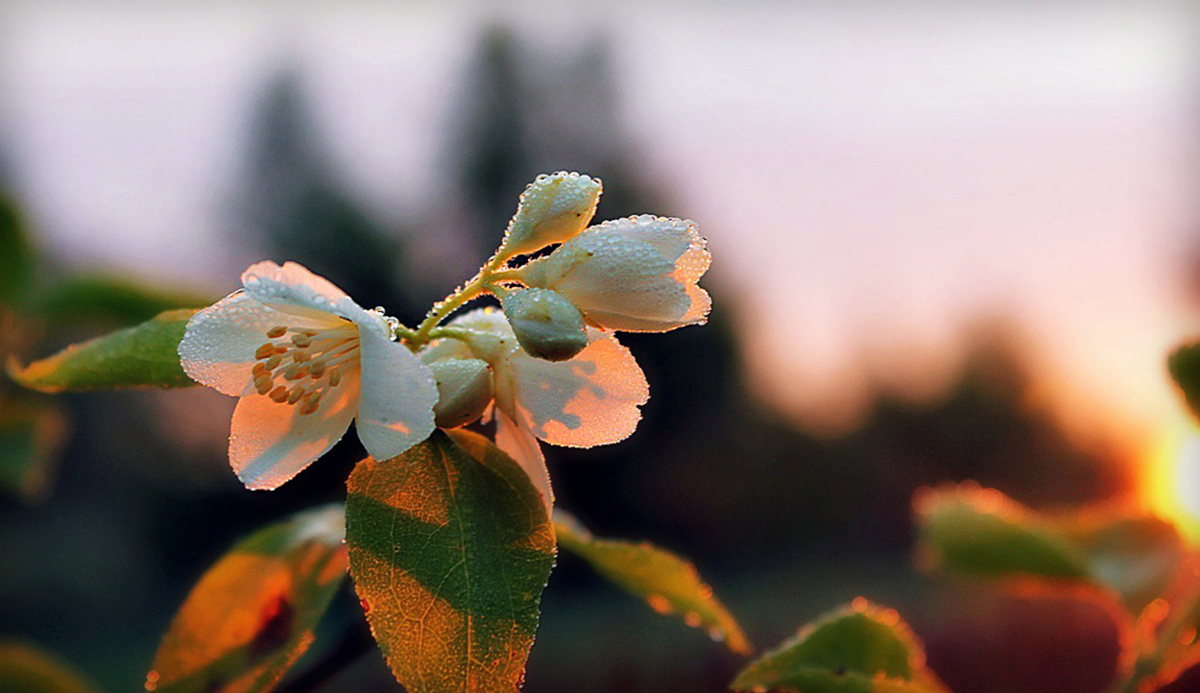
[147,504,348,693]
[731,601,948,693]
[345,430,556,693]
[0,399,68,502]
[0,640,97,693]
[914,484,1092,581]
[9,309,198,392]
[553,509,750,655]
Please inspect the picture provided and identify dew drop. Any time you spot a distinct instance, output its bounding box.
[684,611,703,628]
[708,627,725,642]
[647,594,671,614]
[144,670,160,691]
[359,598,372,614]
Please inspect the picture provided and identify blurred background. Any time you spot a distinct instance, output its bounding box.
[2,1,1200,691]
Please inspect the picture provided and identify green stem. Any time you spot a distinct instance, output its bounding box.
[409,252,515,345]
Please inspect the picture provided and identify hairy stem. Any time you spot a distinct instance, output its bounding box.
[410,252,515,344]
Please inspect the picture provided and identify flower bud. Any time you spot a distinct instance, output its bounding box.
[498,172,602,259]
[517,215,711,333]
[502,288,588,362]
[427,357,494,429]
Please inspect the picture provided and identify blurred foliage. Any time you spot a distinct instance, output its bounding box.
[0,399,67,502]
[0,194,34,304]
[1168,342,1200,421]
[554,509,750,655]
[148,504,347,693]
[345,431,554,692]
[0,641,98,693]
[914,484,1185,616]
[731,601,947,693]
[25,275,210,327]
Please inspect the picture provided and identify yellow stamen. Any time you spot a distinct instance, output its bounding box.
[269,386,289,402]
[255,343,275,360]
[266,325,287,338]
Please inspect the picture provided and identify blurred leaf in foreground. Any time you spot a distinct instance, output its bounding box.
[0,399,68,502]
[8,309,197,392]
[0,193,34,305]
[0,640,98,693]
[1169,342,1200,421]
[345,430,555,693]
[146,504,347,693]
[27,274,211,327]
[915,484,1092,580]
[731,600,948,693]
[553,509,750,655]
[914,484,1186,614]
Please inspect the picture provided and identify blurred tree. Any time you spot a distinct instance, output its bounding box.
[438,24,1125,570]
[235,66,420,324]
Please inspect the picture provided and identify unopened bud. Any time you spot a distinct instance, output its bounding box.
[498,172,601,259]
[502,288,588,362]
[428,358,494,429]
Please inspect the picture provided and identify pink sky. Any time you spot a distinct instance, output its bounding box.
[1,0,1198,447]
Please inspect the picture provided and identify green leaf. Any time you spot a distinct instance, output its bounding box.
[1169,342,1200,420]
[553,509,751,655]
[28,274,211,327]
[914,485,1187,613]
[0,640,97,693]
[731,601,947,693]
[914,485,1092,581]
[0,399,68,502]
[147,504,348,693]
[0,193,35,304]
[8,309,198,392]
[345,430,556,693]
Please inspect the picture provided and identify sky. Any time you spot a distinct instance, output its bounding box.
[1,0,1198,457]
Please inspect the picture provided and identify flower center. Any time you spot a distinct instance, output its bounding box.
[250,322,360,415]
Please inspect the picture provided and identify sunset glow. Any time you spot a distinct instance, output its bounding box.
[1143,422,1200,545]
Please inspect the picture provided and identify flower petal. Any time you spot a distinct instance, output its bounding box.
[241,261,371,325]
[495,408,553,514]
[229,374,360,490]
[532,216,711,332]
[506,332,649,448]
[353,325,438,461]
[179,291,337,397]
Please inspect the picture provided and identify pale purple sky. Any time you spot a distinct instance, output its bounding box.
[1,0,1198,446]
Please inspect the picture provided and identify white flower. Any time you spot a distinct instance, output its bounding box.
[421,308,649,510]
[517,214,711,332]
[178,261,438,490]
